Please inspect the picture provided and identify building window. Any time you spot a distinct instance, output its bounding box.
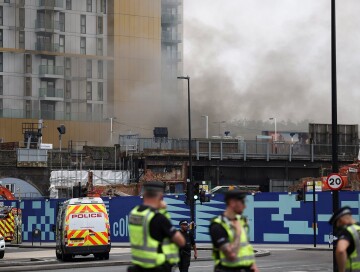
[5,184,15,194]
[25,77,32,96]
[25,100,31,118]
[59,12,65,32]
[25,54,31,73]
[98,60,103,79]
[0,7,3,26]
[80,15,86,34]
[0,29,2,47]
[98,82,103,101]
[86,104,92,120]
[0,76,2,95]
[65,80,71,99]
[0,98,3,117]
[59,35,65,53]
[86,60,92,78]
[66,0,72,10]
[87,0,92,12]
[65,58,71,77]
[0,53,3,72]
[97,16,103,34]
[19,31,25,49]
[100,0,106,13]
[19,8,25,28]
[97,38,103,56]
[86,82,92,100]
[65,102,71,119]
[80,37,86,54]
[4,0,10,3]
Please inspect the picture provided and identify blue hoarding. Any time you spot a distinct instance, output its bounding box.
[2,191,360,244]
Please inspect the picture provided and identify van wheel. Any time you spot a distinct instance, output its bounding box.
[0,251,4,259]
[94,253,103,260]
[103,253,109,260]
[56,251,61,260]
[61,252,72,262]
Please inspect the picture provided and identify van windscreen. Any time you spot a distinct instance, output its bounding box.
[68,212,106,232]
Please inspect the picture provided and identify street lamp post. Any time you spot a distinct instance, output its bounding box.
[331,0,339,270]
[106,117,117,145]
[269,117,277,141]
[177,76,195,223]
[201,115,209,139]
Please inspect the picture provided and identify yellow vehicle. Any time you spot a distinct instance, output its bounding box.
[54,197,111,261]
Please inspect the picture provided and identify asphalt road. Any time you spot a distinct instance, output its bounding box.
[44,248,332,272]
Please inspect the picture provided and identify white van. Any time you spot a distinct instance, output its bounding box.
[54,197,111,261]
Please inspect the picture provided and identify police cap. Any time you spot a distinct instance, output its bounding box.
[179,220,188,226]
[328,206,352,225]
[143,181,165,193]
[223,189,247,202]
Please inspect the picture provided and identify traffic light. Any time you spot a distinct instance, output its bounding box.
[296,189,304,201]
[194,183,200,200]
[57,124,66,135]
[199,189,210,204]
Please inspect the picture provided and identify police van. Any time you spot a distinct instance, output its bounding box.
[54,197,111,261]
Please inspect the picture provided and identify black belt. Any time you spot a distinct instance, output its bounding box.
[214,264,252,272]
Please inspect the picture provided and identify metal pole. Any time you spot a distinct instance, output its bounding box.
[313,181,316,247]
[274,118,277,142]
[110,117,113,145]
[178,76,194,223]
[331,0,339,270]
[202,115,208,139]
[187,77,194,223]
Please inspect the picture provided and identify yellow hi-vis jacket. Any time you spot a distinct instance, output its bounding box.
[211,215,255,268]
[129,206,166,268]
[159,208,180,265]
[345,224,360,271]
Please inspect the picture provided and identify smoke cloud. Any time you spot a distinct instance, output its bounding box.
[183,0,360,138]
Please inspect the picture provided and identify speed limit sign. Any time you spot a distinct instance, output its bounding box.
[326,174,344,191]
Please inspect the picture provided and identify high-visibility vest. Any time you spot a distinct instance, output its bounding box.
[129,206,166,268]
[159,209,180,264]
[211,215,255,268]
[345,224,360,271]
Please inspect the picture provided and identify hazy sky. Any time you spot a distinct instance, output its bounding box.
[183,0,360,126]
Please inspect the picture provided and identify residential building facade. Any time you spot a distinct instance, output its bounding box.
[0,0,110,146]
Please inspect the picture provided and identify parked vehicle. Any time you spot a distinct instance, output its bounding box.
[210,185,260,194]
[54,197,111,261]
[0,234,5,259]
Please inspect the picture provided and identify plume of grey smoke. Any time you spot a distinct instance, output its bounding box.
[183,0,360,139]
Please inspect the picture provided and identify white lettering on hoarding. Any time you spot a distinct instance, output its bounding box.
[113,215,129,237]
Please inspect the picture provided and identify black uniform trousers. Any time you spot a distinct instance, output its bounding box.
[179,250,191,272]
[214,264,252,272]
[127,263,172,272]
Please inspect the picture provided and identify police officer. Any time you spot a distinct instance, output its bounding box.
[178,220,198,272]
[209,190,259,272]
[128,181,185,272]
[329,206,360,272]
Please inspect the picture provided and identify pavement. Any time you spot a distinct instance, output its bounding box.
[0,243,332,272]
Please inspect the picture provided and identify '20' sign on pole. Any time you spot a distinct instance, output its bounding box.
[326,174,344,191]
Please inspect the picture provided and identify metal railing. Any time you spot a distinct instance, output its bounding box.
[35,19,60,31]
[119,138,359,162]
[196,140,359,162]
[39,65,64,76]
[162,0,182,6]
[0,108,105,122]
[38,0,63,8]
[35,42,60,52]
[162,32,182,43]
[39,88,64,99]
[161,14,182,24]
